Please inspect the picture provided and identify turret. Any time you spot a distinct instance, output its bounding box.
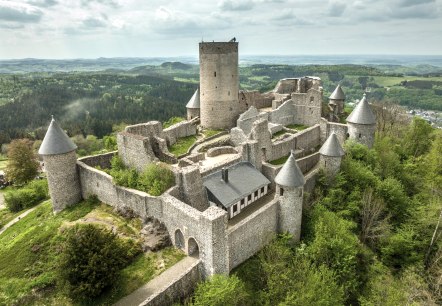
[199,41,240,129]
[275,151,305,241]
[329,84,345,114]
[319,132,345,178]
[346,94,376,148]
[186,89,200,120]
[39,117,82,213]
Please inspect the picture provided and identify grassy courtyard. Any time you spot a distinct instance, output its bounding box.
[169,135,198,156]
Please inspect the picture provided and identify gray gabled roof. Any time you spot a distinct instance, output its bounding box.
[38,117,77,155]
[329,84,345,100]
[203,162,270,208]
[346,94,376,125]
[186,89,200,109]
[275,151,305,188]
[319,133,345,157]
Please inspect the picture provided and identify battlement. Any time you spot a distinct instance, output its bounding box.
[199,42,238,54]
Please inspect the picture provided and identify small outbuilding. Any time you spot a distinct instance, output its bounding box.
[203,162,270,219]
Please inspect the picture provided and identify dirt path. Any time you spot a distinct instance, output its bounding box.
[0,193,4,210]
[0,206,38,236]
[114,256,200,306]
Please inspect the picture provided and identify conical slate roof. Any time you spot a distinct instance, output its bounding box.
[275,151,305,188]
[38,117,77,155]
[346,94,376,125]
[186,89,200,109]
[319,133,345,157]
[329,84,345,100]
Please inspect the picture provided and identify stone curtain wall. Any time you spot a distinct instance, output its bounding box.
[294,125,321,152]
[163,121,197,146]
[238,90,273,113]
[297,153,320,174]
[227,198,279,270]
[125,121,163,138]
[77,159,164,218]
[271,135,297,161]
[78,151,115,168]
[140,260,203,306]
[78,155,229,276]
[117,132,157,172]
[269,100,295,126]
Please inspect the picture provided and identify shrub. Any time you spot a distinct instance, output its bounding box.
[163,117,185,129]
[191,274,250,306]
[108,156,175,196]
[4,180,48,212]
[138,163,175,196]
[58,224,140,300]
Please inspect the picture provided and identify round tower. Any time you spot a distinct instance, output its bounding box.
[199,41,239,129]
[39,116,82,213]
[329,84,345,114]
[319,132,345,178]
[275,151,305,241]
[346,94,376,148]
[186,88,200,120]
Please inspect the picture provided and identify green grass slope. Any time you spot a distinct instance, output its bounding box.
[0,200,184,305]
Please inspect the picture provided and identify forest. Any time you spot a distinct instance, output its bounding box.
[188,117,442,305]
[0,62,441,148]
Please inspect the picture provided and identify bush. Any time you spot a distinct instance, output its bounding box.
[58,224,140,300]
[108,156,175,196]
[191,274,250,306]
[4,180,48,212]
[138,163,175,196]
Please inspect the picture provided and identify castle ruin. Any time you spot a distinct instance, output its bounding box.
[39,40,377,287]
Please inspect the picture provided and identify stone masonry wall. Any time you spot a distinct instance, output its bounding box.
[140,260,203,306]
[199,42,240,129]
[77,151,115,169]
[163,121,197,146]
[44,151,82,213]
[238,90,273,113]
[117,132,157,172]
[295,125,321,152]
[278,187,303,241]
[268,100,295,126]
[77,159,163,218]
[227,197,279,270]
[348,123,376,148]
[125,121,163,138]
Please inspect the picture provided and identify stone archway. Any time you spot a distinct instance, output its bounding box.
[187,237,199,258]
[174,229,185,250]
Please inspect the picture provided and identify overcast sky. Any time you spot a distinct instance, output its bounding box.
[0,0,441,59]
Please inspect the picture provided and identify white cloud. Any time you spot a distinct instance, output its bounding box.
[0,1,43,23]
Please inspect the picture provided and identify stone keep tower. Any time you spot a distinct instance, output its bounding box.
[39,117,82,213]
[199,41,240,129]
[319,132,345,178]
[346,94,376,148]
[275,151,305,241]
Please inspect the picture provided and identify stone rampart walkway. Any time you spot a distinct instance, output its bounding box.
[114,256,200,306]
[0,206,38,236]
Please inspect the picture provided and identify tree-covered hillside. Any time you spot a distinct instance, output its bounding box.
[186,117,442,305]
